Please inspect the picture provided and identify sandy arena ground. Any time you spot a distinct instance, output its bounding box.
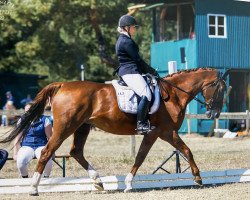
[0,127,250,199]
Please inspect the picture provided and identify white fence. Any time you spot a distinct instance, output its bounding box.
[0,169,249,194]
[186,110,250,135]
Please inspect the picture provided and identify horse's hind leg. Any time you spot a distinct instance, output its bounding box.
[160,131,202,186]
[69,123,104,191]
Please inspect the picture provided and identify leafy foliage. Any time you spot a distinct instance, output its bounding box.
[0,0,152,85]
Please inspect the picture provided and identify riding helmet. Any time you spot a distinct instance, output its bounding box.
[118,15,138,27]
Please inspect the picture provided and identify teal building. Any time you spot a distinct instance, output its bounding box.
[133,0,250,133]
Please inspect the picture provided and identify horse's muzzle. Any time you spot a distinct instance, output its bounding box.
[214,111,220,118]
[206,110,212,119]
[206,110,220,119]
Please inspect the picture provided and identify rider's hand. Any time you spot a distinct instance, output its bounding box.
[151,68,160,78]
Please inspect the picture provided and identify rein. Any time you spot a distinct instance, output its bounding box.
[158,77,222,108]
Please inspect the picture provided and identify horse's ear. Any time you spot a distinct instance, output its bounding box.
[221,69,230,80]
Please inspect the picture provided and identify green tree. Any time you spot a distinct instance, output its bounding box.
[0,0,152,85]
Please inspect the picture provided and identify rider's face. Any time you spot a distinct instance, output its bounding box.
[129,26,137,37]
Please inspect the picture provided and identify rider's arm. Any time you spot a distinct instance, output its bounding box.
[44,118,52,139]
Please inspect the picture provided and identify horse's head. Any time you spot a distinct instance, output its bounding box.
[201,70,230,119]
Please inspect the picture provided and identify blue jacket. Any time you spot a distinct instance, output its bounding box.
[0,149,8,170]
[115,34,152,76]
[21,115,48,148]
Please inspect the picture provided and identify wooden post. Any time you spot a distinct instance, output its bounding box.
[187,118,191,134]
[215,118,219,129]
[176,5,181,40]
[246,110,249,135]
[130,135,136,157]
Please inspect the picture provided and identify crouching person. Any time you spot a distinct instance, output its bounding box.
[13,102,53,178]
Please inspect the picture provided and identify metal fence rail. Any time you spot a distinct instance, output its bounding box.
[185,110,249,135]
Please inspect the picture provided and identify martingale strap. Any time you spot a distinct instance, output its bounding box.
[159,78,210,106]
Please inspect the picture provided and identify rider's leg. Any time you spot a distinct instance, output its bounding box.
[136,95,155,134]
[121,74,155,134]
[121,74,151,101]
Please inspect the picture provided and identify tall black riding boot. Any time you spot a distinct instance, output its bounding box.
[136,96,155,135]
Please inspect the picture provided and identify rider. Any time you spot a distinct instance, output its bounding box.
[115,14,158,135]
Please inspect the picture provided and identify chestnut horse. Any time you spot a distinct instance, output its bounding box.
[0,68,229,195]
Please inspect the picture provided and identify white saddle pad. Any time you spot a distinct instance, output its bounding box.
[112,79,160,114]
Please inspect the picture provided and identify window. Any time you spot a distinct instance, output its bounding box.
[208,14,227,38]
[154,4,195,42]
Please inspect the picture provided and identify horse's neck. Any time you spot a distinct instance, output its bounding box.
[182,73,204,93]
[168,72,208,108]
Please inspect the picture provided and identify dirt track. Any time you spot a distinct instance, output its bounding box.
[1,183,250,200]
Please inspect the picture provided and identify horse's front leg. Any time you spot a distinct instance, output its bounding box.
[160,130,202,186]
[30,138,63,196]
[125,133,158,192]
[30,123,72,195]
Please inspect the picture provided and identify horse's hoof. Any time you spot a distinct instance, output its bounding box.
[94,182,104,191]
[29,187,39,196]
[194,178,203,186]
[124,187,132,193]
[29,192,39,196]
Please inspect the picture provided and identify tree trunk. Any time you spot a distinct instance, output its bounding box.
[89,1,118,68]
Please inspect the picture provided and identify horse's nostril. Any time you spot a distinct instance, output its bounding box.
[214,112,220,118]
[206,110,212,118]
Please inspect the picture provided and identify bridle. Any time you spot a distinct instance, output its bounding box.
[158,74,226,110]
[201,77,226,110]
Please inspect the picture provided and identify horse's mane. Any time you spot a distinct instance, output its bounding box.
[163,67,217,78]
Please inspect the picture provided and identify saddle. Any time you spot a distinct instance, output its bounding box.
[112,74,160,114]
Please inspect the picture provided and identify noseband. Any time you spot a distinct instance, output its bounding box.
[202,78,226,110]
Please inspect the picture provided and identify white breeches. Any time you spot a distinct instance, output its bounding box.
[16,146,52,177]
[121,74,152,101]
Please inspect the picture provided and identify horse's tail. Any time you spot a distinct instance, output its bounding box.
[0,82,62,144]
